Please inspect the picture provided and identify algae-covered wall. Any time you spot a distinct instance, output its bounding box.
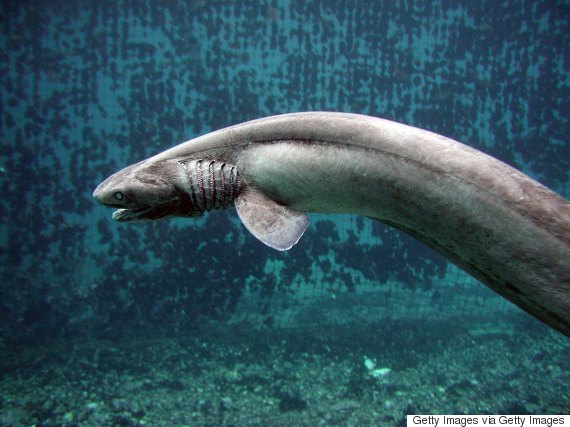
[1,0,568,342]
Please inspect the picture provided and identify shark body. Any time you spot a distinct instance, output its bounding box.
[93,112,570,337]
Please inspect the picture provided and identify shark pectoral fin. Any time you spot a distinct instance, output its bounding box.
[234,188,309,251]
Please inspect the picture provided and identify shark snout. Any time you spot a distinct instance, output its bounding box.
[92,183,105,204]
[92,181,118,207]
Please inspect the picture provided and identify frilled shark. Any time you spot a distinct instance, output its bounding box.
[93,112,570,337]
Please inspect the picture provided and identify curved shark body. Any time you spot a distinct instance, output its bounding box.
[93,112,570,337]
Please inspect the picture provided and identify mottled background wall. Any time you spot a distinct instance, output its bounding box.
[1,0,568,343]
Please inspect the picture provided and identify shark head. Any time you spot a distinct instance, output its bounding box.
[92,160,199,222]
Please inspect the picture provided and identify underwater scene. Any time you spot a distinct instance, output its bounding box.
[1,0,569,426]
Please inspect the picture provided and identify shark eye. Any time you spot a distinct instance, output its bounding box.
[114,191,124,201]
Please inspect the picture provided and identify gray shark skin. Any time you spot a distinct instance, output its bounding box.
[93,112,570,337]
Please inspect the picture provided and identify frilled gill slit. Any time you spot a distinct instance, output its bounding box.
[178,159,241,216]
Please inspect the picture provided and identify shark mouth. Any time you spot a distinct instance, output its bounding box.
[112,207,155,222]
[111,198,202,222]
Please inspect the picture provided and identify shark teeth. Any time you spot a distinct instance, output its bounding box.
[112,207,153,222]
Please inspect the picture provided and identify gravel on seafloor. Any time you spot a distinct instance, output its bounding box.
[1,317,568,426]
